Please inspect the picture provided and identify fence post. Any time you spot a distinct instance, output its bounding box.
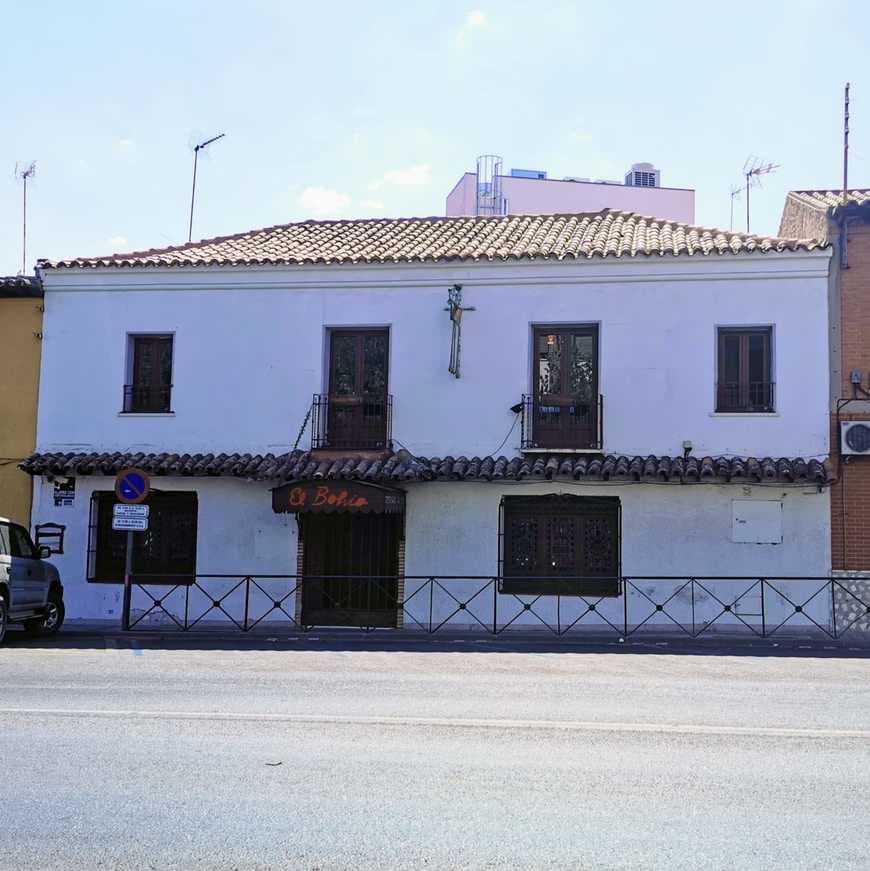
[830,578,838,640]
[428,578,434,634]
[492,578,498,635]
[243,576,250,632]
[623,578,629,637]
[760,579,766,637]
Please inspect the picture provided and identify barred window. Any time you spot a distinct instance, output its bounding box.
[501,495,620,596]
[87,491,197,584]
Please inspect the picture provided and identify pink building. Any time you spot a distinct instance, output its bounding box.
[446,156,695,224]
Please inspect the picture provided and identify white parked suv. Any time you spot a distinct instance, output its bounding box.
[0,518,65,644]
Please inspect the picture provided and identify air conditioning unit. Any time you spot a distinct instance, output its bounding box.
[841,421,870,455]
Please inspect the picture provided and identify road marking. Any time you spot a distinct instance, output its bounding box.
[0,707,867,739]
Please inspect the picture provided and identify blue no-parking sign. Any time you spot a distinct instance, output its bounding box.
[115,468,151,504]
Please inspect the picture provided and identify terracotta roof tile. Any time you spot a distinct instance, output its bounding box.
[40,210,824,271]
[778,189,870,239]
[20,450,830,486]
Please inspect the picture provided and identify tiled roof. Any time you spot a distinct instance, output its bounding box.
[779,189,870,239]
[40,210,824,270]
[785,190,870,212]
[20,450,830,486]
[0,275,42,298]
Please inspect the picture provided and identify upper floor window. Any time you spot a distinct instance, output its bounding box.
[123,334,173,413]
[716,327,774,413]
[522,325,601,450]
[313,329,391,450]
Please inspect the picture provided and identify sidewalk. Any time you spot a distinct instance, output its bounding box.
[10,619,869,656]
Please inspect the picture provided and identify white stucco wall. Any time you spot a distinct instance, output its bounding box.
[36,255,830,461]
[35,475,830,631]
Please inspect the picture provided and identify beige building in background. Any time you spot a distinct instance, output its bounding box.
[0,275,43,526]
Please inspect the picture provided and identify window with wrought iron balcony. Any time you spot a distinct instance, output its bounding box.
[312,329,392,451]
[715,326,775,413]
[520,326,603,452]
[122,334,173,413]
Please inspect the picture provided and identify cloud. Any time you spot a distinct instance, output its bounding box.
[370,163,432,191]
[453,9,489,50]
[298,186,352,218]
[107,235,129,251]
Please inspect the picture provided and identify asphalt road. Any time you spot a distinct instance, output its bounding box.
[1,637,869,870]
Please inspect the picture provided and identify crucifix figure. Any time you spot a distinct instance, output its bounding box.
[446,284,475,378]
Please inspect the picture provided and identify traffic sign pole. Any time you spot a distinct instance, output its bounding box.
[115,468,151,630]
[122,531,133,631]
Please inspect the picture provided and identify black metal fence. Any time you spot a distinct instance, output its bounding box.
[715,381,775,414]
[122,383,172,414]
[123,575,870,641]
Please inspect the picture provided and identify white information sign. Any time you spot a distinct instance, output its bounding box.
[112,503,150,532]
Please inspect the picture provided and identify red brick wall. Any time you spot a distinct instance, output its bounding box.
[832,222,870,570]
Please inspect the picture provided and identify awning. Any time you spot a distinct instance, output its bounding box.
[271,480,405,514]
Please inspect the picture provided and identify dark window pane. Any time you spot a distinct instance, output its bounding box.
[363,334,387,395]
[537,333,562,396]
[583,518,617,575]
[567,334,595,400]
[331,335,357,396]
[748,333,766,383]
[546,516,577,573]
[723,333,740,383]
[9,524,36,559]
[508,517,537,573]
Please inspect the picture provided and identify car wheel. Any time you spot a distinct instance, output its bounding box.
[42,590,65,636]
[0,596,7,646]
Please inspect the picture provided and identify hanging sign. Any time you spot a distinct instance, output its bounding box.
[112,503,150,531]
[272,481,405,515]
[115,468,151,504]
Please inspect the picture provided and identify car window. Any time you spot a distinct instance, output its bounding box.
[9,524,37,559]
[0,523,9,557]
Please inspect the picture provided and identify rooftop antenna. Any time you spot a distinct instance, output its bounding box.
[841,82,850,268]
[729,184,743,232]
[188,132,225,242]
[15,161,36,275]
[743,156,779,234]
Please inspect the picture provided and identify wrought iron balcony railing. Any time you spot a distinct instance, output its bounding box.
[122,383,172,413]
[716,381,775,413]
[520,394,603,450]
[311,393,393,451]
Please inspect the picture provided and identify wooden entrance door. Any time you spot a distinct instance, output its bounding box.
[301,513,400,627]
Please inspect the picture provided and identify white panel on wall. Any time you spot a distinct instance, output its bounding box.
[731,500,783,544]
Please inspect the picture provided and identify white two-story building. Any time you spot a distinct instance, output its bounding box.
[23,210,832,633]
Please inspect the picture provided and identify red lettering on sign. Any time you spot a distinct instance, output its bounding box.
[288,487,307,508]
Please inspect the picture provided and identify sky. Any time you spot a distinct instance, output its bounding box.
[1,0,868,275]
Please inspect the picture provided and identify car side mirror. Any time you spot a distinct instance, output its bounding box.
[38,545,52,560]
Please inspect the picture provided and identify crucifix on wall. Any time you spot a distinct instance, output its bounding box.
[446,284,475,378]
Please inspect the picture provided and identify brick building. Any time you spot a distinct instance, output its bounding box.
[780,190,870,570]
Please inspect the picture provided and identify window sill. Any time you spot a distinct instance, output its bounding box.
[709,412,779,418]
[118,412,176,417]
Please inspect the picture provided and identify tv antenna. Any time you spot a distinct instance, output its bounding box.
[729,184,743,232]
[187,132,225,242]
[742,156,779,233]
[15,161,36,275]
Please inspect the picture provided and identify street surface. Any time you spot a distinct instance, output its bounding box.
[1,635,869,869]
